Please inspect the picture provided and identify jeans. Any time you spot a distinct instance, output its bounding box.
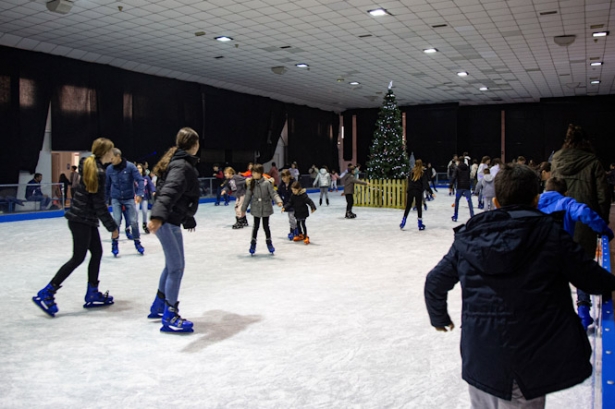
[216,186,230,205]
[286,210,297,230]
[454,189,474,218]
[112,198,140,240]
[28,195,51,208]
[155,223,185,305]
[52,221,103,287]
[138,199,149,225]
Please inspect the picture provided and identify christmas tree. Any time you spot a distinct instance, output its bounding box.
[366,86,410,179]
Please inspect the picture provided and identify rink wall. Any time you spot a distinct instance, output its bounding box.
[599,235,615,409]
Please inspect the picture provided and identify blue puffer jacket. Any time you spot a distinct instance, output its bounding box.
[538,191,612,239]
[424,206,615,400]
[106,158,144,200]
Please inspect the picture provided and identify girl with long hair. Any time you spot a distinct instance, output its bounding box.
[147,127,201,333]
[32,138,119,317]
[400,159,434,231]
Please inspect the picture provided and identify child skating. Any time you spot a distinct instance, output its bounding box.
[341,165,369,218]
[282,182,316,244]
[278,169,298,240]
[221,167,248,229]
[400,159,434,231]
[241,164,283,255]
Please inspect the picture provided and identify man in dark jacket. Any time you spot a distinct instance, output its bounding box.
[424,164,615,408]
[106,148,144,255]
[26,173,51,208]
[451,158,474,222]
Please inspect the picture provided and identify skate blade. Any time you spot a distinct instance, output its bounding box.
[32,298,56,317]
[83,301,114,309]
[147,312,163,319]
[160,326,194,333]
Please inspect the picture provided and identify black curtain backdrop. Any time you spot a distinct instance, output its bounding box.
[403,103,458,173]
[457,106,502,165]
[287,104,338,174]
[354,108,379,168]
[342,113,353,161]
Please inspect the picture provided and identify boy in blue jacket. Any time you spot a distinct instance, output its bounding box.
[425,164,615,408]
[538,176,614,329]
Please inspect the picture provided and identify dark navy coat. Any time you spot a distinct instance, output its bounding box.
[424,206,615,400]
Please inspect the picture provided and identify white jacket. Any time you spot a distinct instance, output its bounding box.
[313,168,331,187]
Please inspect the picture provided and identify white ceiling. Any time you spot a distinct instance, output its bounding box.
[0,0,613,112]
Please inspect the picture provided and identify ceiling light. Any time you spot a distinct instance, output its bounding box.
[215,36,233,42]
[295,63,309,68]
[423,48,438,54]
[554,35,576,46]
[479,87,488,91]
[367,8,390,17]
[349,81,360,85]
[592,31,609,37]
[590,62,603,66]
[457,71,468,77]
[590,80,601,84]
[194,31,206,37]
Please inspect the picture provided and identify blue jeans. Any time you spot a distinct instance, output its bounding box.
[29,195,51,208]
[454,189,474,218]
[112,198,140,240]
[155,223,185,305]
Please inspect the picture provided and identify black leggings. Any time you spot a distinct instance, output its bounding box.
[251,216,271,240]
[403,190,423,219]
[296,219,307,236]
[51,221,103,287]
[345,194,354,213]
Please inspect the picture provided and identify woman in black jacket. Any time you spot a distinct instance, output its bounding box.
[147,127,200,333]
[32,138,119,317]
[400,159,433,231]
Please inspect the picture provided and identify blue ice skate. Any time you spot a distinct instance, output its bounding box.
[399,217,406,229]
[418,218,426,231]
[451,215,458,222]
[125,228,133,240]
[111,238,119,257]
[249,239,257,255]
[32,283,59,317]
[266,239,275,255]
[83,282,114,308]
[134,240,144,255]
[148,291,165,319]
[578,305,594,330]
[161,302,193,333]
[288,228,296,240]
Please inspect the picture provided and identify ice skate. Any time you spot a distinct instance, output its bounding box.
[148,291,166,319]
[326,199,330,206]
[142,223,150,234]
[451,215,458,222]
[288,228,296,240]
[423,202,428,211]
[266,239,275,254]
[160,302,193,333]
[83,282,114,308]
[400,217,406,229]
[134,240,144,255]
[293,234,305,242]
[249,239,257,255]
[578,305,594,330]
[303,236,310,245]
[418,218,426,231]
[319,198,322,206]
[111,238,119,257]
[125,228,133,240]
[350,212,357,218]
[232,217,243,229]
[345,212,353,219]
[32,283,60,317]
[240,216,249,227]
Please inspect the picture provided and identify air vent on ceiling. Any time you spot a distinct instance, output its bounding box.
[525,68,541,72]
[280,46,291,49]
[559,73,570,76]
[590,24,605,29]
[214,56,224,59]
[358,34,373,38]
[590,56,601,60]
[539,10,557,16]
[194,31,206,37]
[432,24,447,28]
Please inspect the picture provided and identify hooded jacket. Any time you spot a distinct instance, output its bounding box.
[313,168,331,188]
[552,148,610,255]
[221,175,246,197]
[538,191,611,239]
[150,149,200,229]
[277,178,295,210]
[451,162,471,190]
[341,173,367,194]
[476,173,495,198]
[65,157,117,232]
[105,158,144,201]
[424,206,615,401]
[241,177,282,218]
[284,188,316,219]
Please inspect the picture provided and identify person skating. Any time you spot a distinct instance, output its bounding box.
[32,138,119,317]
[341,165,369,218]
[451,157,474,222]
[283,181,316,244]
[400,159,434,231]
[221,167,248,229]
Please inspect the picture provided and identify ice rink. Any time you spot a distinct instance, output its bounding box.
[0,191,594,408]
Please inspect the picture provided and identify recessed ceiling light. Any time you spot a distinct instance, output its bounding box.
[423,48,438,54]
[592,31,609,37]
[349,81,360,85]
[457,71,468,77]
[590,80,601,84]
[479,86,488,91]
[367,8,390,17]
[590,62,603,66]
[296,63,309,68]
[215,36,233,42]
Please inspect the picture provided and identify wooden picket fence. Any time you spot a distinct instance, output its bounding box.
[354,179,407,209]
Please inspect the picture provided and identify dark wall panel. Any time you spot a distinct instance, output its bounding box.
[457,106,501,165]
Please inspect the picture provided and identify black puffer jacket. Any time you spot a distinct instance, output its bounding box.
[407,170,433,194]
[65,157,117,232]
[150,149,200,229]
[284,188,316,219]
[451,162,471,190]
[424,206,615,400]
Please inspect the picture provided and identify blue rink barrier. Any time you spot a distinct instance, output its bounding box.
[600,235,615,409]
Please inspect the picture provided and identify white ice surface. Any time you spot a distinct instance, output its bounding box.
[0,192,594,408]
